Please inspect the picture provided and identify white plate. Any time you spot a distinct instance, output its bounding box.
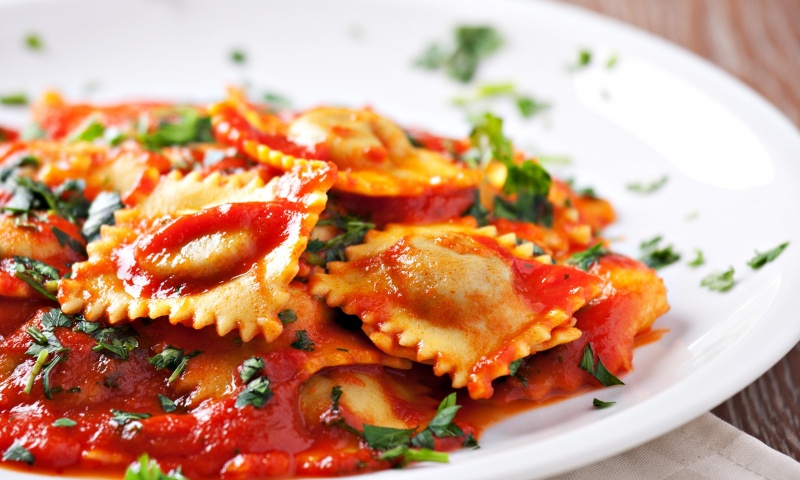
[2,0,800,479]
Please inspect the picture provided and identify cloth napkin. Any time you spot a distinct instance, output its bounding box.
[548,413,800,480]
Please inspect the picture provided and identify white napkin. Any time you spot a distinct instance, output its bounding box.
[549,413,800,480]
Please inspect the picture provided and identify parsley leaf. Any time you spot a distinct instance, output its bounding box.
[51,226,86,256]
[688,249,705,267]
[701,268,735,292]
[239,356,265,383]
[124,453,187,480]
[82,191,123,242]
[567,243,607,271]
[0,93,28,106]
[415,25,503,83]
[70,121,105,143]
[626,175,668,194]
[148,346,201,383]
[110,410,151,426]
[158,395,177,413]
[363,425,417,451]
[91,325,139,360]
[12,256,60,301]
[290,330,315,352]
[235,376,273,409]
[305,213,374,264]
[278,309,298,324]
[579,343,624,387]
[52,417,77,427]
[573,49,592,70]
[592,398,616,409]
[139,110,214,151]
[747,242,789,269]
[3,443,34,465]
[230,49,246,64]
[639,236,681,269]
[24,33,43,51]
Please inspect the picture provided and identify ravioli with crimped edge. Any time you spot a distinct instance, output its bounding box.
[58,160,336,341]
[309,220,605,399]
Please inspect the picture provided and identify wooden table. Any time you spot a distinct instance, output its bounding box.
[558,0,800,461]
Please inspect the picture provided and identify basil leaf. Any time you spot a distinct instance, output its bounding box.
[139,109,214,151]
[12,255,59,301]
[51,226,86,256]
[70,121,105,143]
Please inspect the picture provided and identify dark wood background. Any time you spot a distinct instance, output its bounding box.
[557,0,800,460]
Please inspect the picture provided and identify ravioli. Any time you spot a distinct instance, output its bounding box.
[492,254,669,402]
[58,160,336,341]
[310,221,604,399]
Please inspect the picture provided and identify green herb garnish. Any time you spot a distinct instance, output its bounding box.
[415,25,503,83]
[701,268,735,292]
[239,356,265,383]
[148,346,201,383]
[3,443,34,465]
[639,236,681,269]
[567,243,607,271]
[0,93,28,106]
[52,418,77,427]
[25,33,43,51]
[110,410,151,426]
[124,453,187,480]
[278,309,298,324]
[747,242,789,269]
[579,343,624,386]
[592,398,616,409]
[626,175,668,194]
[158,395,177,413]
[305,212,374,265]
[290,330,315,352]
[688,249,705,267]
[12,256,59,301]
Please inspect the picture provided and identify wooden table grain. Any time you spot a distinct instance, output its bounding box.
[556,0,800,461]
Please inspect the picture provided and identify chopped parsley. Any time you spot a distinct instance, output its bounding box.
[688,249,705,268]
[158,395,177,413]
[12,256,60,301]
[239,356,265,383]
[415,25,503,83]
[363,425,416,451]
[235,357,273,409]
[24,33,43,51]
[235,376,273,409]
[124,453,187,480]
[453,82,550,119]
[567,243,607,271]
[51,226,86,256]
[230,49,246,64]
[148,346,202,383]
[3,443,34,465]
[139,109,215,151]
[574,49,592,69]
[747,242,789,269]
[110,410,151,426]
[592,398,616,409]
[468,113,554,226]
[82,191,124,242]
[70,120,105,143]
[3,177,90,223]
[701,268,735,292]
[277,309,298,324]
[305,212,374,264]
[626,175,668,194]
[91,325,139,360]
[52,418,77,427]
[290,330,315,352]
[639,236,681,269]
[263,92,292,111]
[606,53,618,69]
[579,343,624,387]
[0,93,29,106]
